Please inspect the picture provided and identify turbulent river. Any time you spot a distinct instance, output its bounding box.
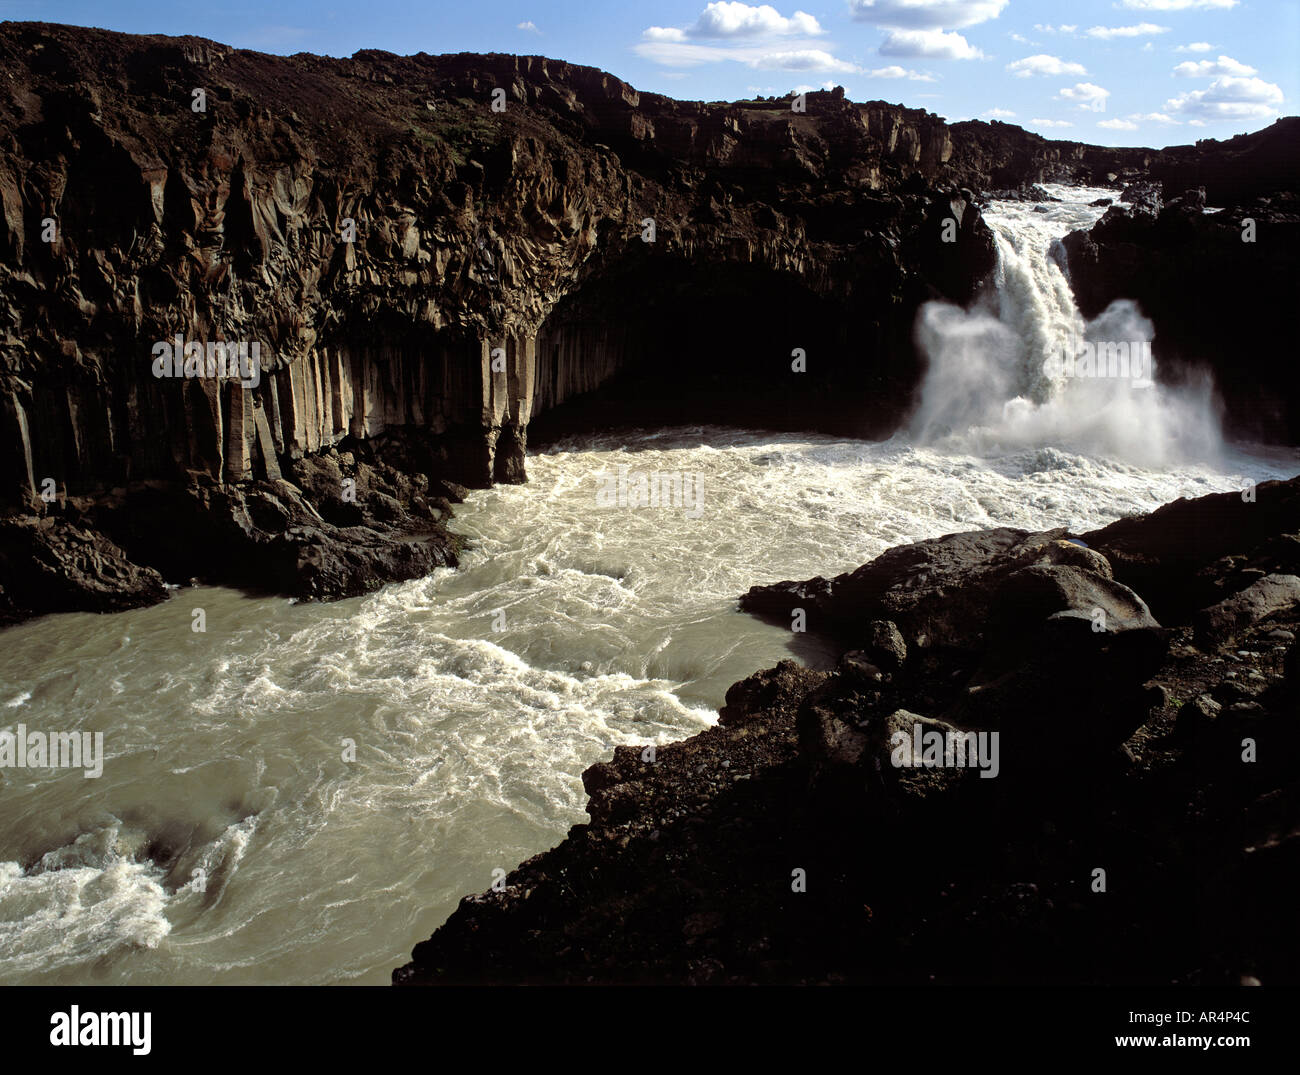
[1,185,1296,984]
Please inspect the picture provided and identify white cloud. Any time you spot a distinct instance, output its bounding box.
[1121,0,1237,9]
[641,3,826,57]
[880,28,985,59]
[687,2,823,37]
[636,6,855,70]
[1032,118,1074,128]
[1057,82,1111,110]
[1173,55,1257,78]
[644,27,689,42]
[636,39,863,68]
[1165,75,1284,121]
[516,20,541,33]
[1007,54,1087,78]
[867,65,937,80]
[1175,42,1214,53]
[1034,24,1077,33]
[1098,118,1139,129]
[848,0,1008,29]
[752,48,860,72]
[1130,111,1181,124]
[1085,23,1169,39]
[983,107,1016,117]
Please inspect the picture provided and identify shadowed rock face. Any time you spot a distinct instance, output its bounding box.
[1061,175,1300,442]
[3,22,1286,505]
[0,24,1022,613]
[1060,184,1300,441]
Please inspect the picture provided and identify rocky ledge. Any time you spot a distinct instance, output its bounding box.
[395,478,1300,985]
[0,435,465,625]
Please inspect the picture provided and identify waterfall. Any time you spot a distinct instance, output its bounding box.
[908,184,1223,467]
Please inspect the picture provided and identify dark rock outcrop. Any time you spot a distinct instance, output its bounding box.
[1062,187,1300,441]
[1194,573,1300,647]
[0,21,1029,523]
[0,515,168,624]
[0,23,1019,619]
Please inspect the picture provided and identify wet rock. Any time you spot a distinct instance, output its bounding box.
[397,477,1300,986]
[865,620,907,672]
[0,516,168,623]
[1194,574,1300,648]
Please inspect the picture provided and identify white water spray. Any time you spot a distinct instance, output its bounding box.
[909,184,1223,466]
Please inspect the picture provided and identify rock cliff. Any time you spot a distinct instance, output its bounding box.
[1,21,1296,620]
[1061,170,1300,442]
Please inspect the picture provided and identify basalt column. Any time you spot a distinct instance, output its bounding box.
[432,333,536,488]
[493,334,535,485]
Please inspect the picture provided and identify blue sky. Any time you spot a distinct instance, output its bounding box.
[1,0,1295,147]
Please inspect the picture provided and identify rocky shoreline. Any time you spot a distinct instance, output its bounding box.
[395,479,1300,985]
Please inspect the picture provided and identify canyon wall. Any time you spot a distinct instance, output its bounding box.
[0,23,1163,507]
[0,22,1296,616]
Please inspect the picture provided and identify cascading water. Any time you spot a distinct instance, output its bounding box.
[910,184,1223,466]
[0,186,1294,985]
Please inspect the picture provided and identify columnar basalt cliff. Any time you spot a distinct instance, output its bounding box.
[1,22,1297,622]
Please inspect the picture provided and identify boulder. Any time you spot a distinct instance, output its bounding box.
[742,529,1122,656]
[870,708,970,798]
[1118,180,1162,214]
[1194,574,1300,647]
[865,620,907,672]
